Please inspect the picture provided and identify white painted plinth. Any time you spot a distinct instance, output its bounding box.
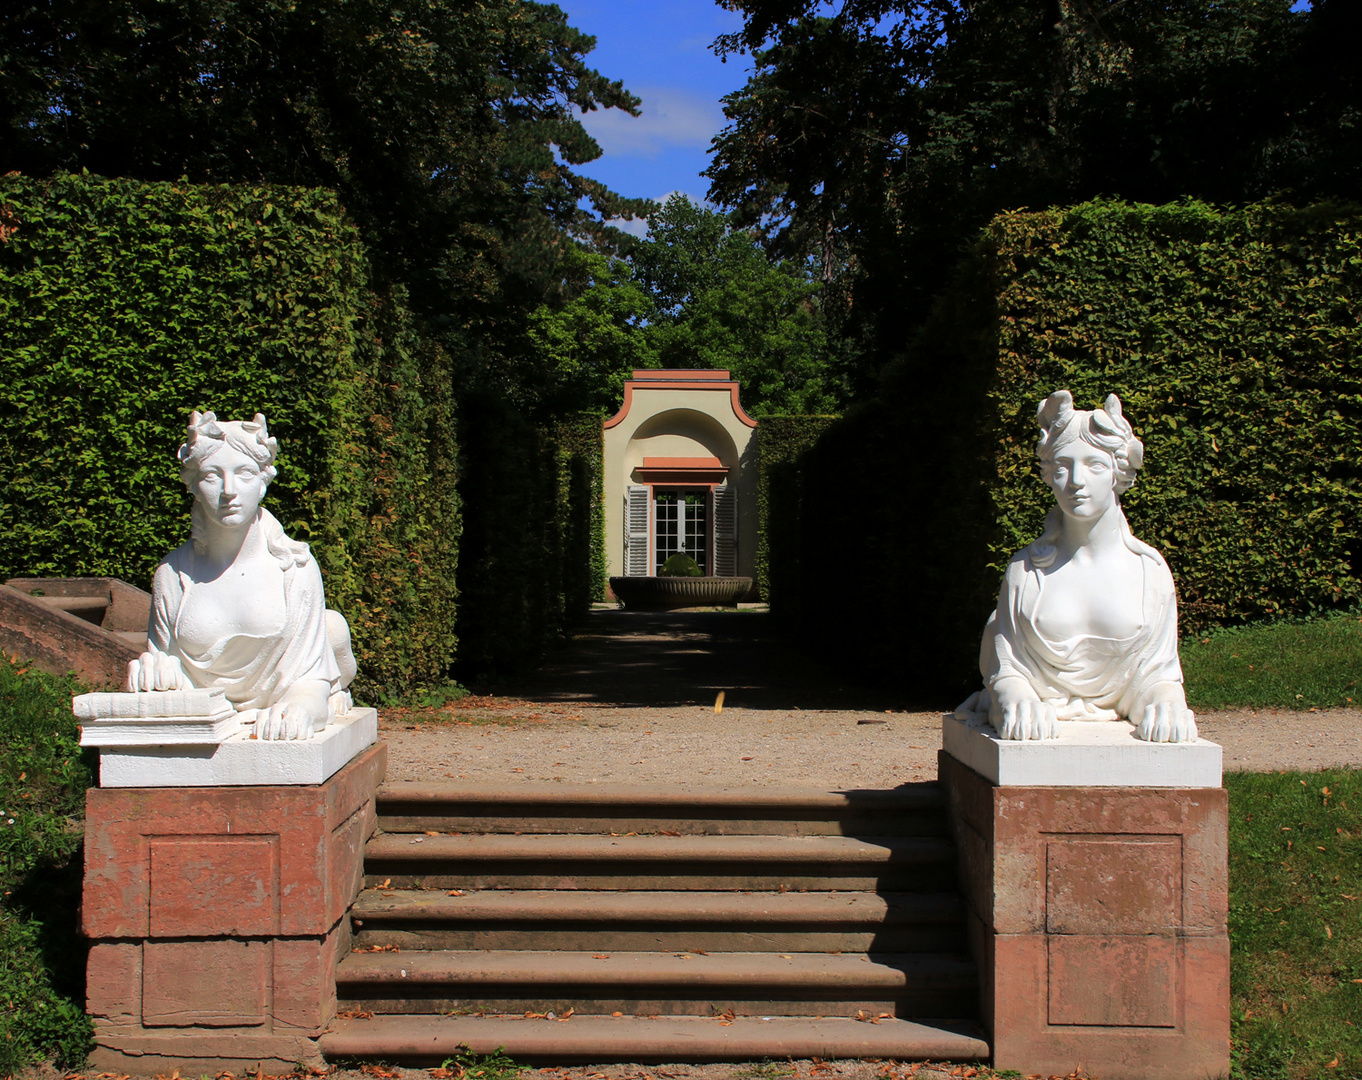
[942,713,1222,788]
[97,708,378,788]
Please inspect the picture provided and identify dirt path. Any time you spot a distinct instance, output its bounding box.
[380,609,1361,787]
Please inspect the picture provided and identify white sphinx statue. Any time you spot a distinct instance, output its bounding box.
[126,411,356,740]
[955,390,1197,744]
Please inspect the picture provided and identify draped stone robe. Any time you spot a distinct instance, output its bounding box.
[146,508,343,721]
[959,525,1185,724]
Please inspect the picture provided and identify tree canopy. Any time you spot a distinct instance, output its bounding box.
[0,0,651,398]
[525,196,847,417]
[706,0,1362,390]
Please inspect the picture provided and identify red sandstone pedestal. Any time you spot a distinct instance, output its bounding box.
[83,741,387,1074]
[938,747,1230,1080]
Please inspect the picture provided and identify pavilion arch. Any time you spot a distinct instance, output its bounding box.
[602,370,758,584]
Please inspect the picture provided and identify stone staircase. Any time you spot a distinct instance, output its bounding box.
[0,576,149,687]
[321,784,989,1066]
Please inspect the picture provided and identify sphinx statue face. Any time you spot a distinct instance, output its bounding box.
[1047,441,1119,521]
[192,442,270,529]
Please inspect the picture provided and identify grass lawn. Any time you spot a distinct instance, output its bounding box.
[1183,613,1362,711]
[1227,769,1362,1079]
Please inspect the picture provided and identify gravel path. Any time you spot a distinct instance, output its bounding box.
[379,609,1361,787]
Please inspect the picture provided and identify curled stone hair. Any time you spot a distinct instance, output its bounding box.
[178,410,279,491]
[176,410,307,567]
[1029,390,1145,568]
[1035,390,1144,494]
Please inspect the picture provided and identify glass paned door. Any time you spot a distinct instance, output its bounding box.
[654,489,709,574]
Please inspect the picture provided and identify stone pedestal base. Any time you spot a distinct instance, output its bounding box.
[82,741,387,1074]
[938,749,1230,1080]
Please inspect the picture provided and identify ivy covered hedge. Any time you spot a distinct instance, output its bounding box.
[0,173,460,698]
[453,397,604,678]
[778,199,1362,695]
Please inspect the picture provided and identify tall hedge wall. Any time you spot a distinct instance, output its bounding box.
[778,199,1362,697]
[0,173,460,698]
[755,415,839,604]
[453,398,604,678]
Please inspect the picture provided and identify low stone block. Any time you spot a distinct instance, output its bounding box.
[1046,934,1177,1027]
[141,939,269,1027]
[83,742,387,1073]
[89,1031,326,1075]
[1045,834,1182,935]
[149,836,279,937]
[85,741,386,939]
[86,943,141,1025]
[938,749,1230,1080]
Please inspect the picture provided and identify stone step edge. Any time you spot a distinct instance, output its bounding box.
[377,782,944,812]
[336,950,976,990]
[320,1013,989,1065]
[352,888,965,925]
[364,833,955,864]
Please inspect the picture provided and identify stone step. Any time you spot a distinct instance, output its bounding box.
[376,782,948,837]
[30,594,111,622]
[320,1012,990,1065]
[335,949,979,1018]
[351,888,966,953]
[363,833,957,891]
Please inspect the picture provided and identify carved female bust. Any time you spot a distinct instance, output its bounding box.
[126,411,355,740]
[956,391,1197,743]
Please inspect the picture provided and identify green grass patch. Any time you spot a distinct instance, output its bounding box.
[1228,769,1362,1079]
[439,1044,525,1080]
[1183,613,1362,710]
[0,655,95,1073]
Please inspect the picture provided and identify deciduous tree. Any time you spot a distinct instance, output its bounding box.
[707,0,1360,388]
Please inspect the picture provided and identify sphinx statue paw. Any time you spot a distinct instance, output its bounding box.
[126,651,190,692]
[259,700,317,741]
[998,699,1059,741]
[1136,703,1198,743]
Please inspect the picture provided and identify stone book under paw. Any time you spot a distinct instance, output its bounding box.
[76,688,241,746]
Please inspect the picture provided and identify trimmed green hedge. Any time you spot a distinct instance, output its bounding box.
[453,398,603,678]
[557,413,608,607]
[0,173,460,698]
[756,415,838,604]
[777,199,1362,695]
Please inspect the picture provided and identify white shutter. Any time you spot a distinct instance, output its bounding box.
[625,485,651,576]
[712,484,737,577]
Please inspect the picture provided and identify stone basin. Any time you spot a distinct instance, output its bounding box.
[609,576,753,610]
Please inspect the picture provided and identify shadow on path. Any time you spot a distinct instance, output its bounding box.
[502,608,913,712]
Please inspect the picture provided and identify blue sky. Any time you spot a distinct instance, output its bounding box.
[560,1,755,225]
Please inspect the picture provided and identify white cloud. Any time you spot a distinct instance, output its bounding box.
[581,85,724,159]
[606,215,651,239]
